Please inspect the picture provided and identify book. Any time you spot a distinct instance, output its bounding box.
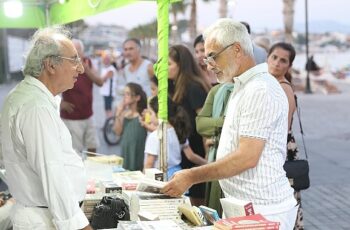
[129,192,189,221]
[113,170,145,191]
[178,203,204,226]
[118,220,183,230]
[87,154,123,165]
[214,214,280,230]
[138,211,160,221]
[100,180,122,194]
[144,168,164,181]
[136,178,166,194]
[199,205,221,225]
[220,197,255,218]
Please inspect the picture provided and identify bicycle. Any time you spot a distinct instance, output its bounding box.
[102,115,121,145]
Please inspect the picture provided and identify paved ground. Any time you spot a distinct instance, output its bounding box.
[1,79,350,229]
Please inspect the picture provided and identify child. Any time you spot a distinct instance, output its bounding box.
[114,83,148,171]
[143,97,207,179]
[150,76,158,98]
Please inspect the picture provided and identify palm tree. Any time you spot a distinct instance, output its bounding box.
[283,0,295,44]
[170,1,186,43]
[129,20,158,57]
[188,0,197,42]
[219,0,228,18]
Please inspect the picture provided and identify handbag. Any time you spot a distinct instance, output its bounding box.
[90,196,130,229]
[283,95,310,191]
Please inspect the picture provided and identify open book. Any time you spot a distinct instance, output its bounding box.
[136,178,166,193]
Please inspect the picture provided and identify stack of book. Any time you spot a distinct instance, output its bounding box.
[213,214,280,230]
[113,171,146,191]
[178,204,221,226]
[87,154,123,166]
[117,220,184,230]
[127,191,190,221]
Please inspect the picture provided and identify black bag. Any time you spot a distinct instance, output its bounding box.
[284,159,310,190]
[90,196,130,229]
[283,95,310,191]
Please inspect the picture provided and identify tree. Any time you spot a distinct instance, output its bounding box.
[188,0,197,42]
[129,20,158,57]
[170,1,187,43]
[283,0,295,44]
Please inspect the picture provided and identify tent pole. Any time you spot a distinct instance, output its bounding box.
[156,0,170,181]
[45,3,50,26]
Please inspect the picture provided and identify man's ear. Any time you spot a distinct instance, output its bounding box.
[234,43,243,58]
[44,59,55,74]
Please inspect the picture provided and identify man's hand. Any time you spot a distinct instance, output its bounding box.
[161,169,193,197]
[60,101,75,113]
[81,224,93,230]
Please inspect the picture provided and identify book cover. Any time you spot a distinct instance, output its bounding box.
[220,197,255,218]
[199,205,221,225]
[136,178,166,194]
[214,214,280,230]
[178,203,203,226]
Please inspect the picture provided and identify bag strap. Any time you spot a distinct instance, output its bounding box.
[295,95,308,159]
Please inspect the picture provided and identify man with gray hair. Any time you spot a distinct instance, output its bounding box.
[163,19,297,229]
[1,27,92,229]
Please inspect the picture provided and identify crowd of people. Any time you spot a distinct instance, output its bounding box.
[0,18,305,229]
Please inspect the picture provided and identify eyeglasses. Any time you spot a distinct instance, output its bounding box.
[56,55,82,66]
[203,43,235,66]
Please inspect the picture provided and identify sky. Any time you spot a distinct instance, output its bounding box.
[84,0,350,33]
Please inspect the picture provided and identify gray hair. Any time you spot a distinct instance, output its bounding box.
[203,18,254,58]
[23,26,72,78]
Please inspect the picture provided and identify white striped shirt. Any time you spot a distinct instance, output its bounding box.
[217,63,295,207]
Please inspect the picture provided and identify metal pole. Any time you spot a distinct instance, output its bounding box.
[304,0,312,93]
[0,29,10,83]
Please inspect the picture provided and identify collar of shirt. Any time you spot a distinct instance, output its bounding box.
[232,63,268,93]
[24,75,58,110]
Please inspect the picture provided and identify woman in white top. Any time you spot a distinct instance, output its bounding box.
[100,53,117,118]
[143,97,207,179]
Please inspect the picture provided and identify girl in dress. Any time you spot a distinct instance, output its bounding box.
[114,83,147,171]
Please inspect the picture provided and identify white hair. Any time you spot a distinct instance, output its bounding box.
[23,26,72,78]
[203,18,254,58]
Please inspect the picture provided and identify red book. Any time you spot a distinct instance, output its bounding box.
[214,214,280,230]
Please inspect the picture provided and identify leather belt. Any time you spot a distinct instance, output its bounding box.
[36,201,83,208]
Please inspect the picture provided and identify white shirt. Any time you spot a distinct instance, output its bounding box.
[124,59,152,97]
[144,127,184,169]
[100,65,117,97]
[0,76,89,229]
[217,63,296,207]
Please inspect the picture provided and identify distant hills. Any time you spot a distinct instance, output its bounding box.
[295,20,350,34]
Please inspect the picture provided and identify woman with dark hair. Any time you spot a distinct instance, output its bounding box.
[114,82,148,171]
[168,44,210,206]
[267,42,303,230]
[144,97,207,179]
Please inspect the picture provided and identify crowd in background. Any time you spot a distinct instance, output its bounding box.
[0,19,305,229]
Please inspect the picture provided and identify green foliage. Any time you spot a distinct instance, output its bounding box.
[128,19,158,39]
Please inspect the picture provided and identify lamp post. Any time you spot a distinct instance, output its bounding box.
[304,0,312,93]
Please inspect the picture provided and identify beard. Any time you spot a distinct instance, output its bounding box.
[217,63,238,83]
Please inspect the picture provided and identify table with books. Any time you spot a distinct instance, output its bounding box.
[83,154,280,230]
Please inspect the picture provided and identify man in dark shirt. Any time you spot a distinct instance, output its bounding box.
[61,39,104,154]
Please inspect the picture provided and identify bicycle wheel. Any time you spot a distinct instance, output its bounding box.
[103,116,121,145]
